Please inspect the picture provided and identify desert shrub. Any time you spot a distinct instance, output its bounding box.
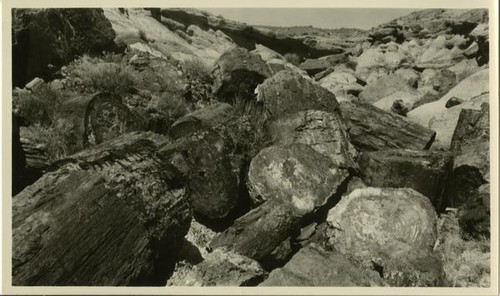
[14,85,61,127]
[65,54,137,94]
[435,210,490,287]
[181,57,214,102]
[229,96,272,159]
[20,124,73,162]
[284,53,302,66]
[152,92,192,126]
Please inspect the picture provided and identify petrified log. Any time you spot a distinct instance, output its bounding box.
[12,132,191,286]
[212,47,272,101]
[210,199,302,265]
[326,187,443,286]
[269,110,357,169]
[247,144,349,212]
[358,149,454,211]
[159,128,240,219]
[339,100,436,151]
[166,248,266,286]
[260,243,385,286]
[445,103,489,208]
[450,103,489,152]
[256,70,341,120]
[57,92,144,152]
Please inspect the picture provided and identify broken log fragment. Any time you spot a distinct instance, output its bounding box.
[12,132,191,286]
[339,100,436,152]
[358,149,454,211]
[210,199,302,267]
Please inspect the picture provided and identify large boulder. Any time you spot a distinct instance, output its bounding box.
[416,69,457,107]
[247,144,349,212]
[416,35,472,68]
[268,110,357,169]
[372,91,422,115]
[12,8,117,86]
[166,248,266,286]
[256,70,341,120]
[299,54,347,76]
[260,244,385,286]
[212,47,272,101]
[326,187,443,286]
[358,149,454,211]
[252,44,309,78]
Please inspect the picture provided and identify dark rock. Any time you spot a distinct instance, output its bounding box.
[257,70,341,120]
[247,144,349,212]
[159,128,240,220]
[12,8,117,87]
[298,54,347,76]
[12,114,28,196]
[358,149,454,211]
[458,182,490,240]
[326,187,443,286]
[260,244,385,286]
[445,97,464,108]
[12,132,191,286]
[166,248,266,286]
[450,103,489,152]
[268,110,357,169]
[212,47,271,101]
[339,100,436,152]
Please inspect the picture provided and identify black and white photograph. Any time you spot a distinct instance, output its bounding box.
[2,0,498,294]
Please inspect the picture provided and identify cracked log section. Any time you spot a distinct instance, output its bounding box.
[339,100,436,152]
[12,132,191,286]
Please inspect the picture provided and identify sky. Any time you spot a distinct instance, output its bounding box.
[201,8,420,30]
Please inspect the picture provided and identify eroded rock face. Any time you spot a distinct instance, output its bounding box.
[166,248,266,286]
[256,70,341,120]
[212,47,272,101]
[269,110,357,169]
[247,144,349,212]
[260,244,385,286]
[326,187,443,286]
[358,73,418,104]
[12,8,117,87]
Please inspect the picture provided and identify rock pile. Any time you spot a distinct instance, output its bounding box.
[11,7,490,288]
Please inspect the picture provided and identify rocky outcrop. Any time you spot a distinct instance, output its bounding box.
[160,8,364,60]
[12,132,191,286]
[12,9,117,87]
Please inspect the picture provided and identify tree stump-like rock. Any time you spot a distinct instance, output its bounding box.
[12,132,191,286]
[326,187,443,286]
[247,144,349,211]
